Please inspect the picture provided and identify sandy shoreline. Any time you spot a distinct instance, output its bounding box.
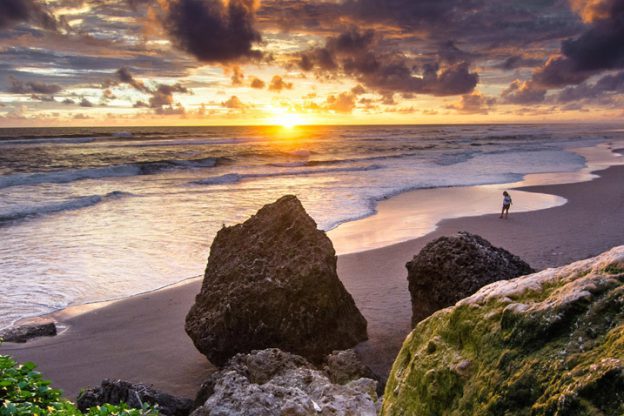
[3,162,624,401]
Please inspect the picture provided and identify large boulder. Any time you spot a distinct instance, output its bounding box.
[185,195,367,366]
[382,246,624,415]
[406,232,533,326]
[192,348,380,416]
[76,379,193,416]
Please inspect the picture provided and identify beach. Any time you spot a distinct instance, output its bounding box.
[3,160,624,400]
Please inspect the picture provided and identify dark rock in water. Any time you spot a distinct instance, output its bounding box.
[192,348,380,416]
[76,379,193,416]
[0,321,57,343]
[382,246,624,415]
[185,195,368,366]
[407,232,534,326]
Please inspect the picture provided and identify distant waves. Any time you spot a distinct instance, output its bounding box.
[0,157,223,189]
[0,191,133,225]
[192,164,384,186]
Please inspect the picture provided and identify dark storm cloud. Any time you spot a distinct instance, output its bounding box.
[532,0,624,88]
[299,28,478,96]
[0,0,59,31]
[160,0,262,63]
[7,76,62,94]
[561,0,624,72]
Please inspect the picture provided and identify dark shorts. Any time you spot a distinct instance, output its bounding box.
[503,204,510,210]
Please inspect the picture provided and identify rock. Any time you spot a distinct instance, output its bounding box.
[192,348,380,416]
[323,349,384,396]
[0,321,57,343]
[77,379,193,416]
[382,246,624,415]
[406,232,533,326]
[185,195,367,366]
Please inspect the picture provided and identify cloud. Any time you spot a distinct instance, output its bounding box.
[495,55,544,70]
[532,0,624,88]
[229,65,245,86]
[117,67,150,93]
[557,70,624,102]
[325,91,357,113]
[222,95,247,109]
[447,91,496,114]
[80,98,94,107]
[299,28,478,96]
[0,0,59,31]
[351,84,366,95]
[250,76,265,88]
[7,77,63,94]
[501,80,547,104]
[114,67,191,112]
[268,75,293,92]
[159,0,262,63]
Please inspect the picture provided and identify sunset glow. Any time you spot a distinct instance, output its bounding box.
[0,0,623,126]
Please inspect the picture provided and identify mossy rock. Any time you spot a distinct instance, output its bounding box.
[382,246,624,416]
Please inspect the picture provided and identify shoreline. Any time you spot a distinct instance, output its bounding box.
[2,145,624,399]
[6,143,622,331]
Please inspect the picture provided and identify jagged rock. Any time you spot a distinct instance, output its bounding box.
[382,246,624,415]
[323,349,384,396]
[0,321,56,343]
[192,348,380,416]
[76,379,193,416]
[185,195,367,366]
[406,232,533,326]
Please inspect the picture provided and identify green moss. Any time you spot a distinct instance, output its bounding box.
[381,267,624,416]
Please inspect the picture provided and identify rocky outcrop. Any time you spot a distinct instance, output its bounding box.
[0,321,56,343]
[76,379,193,416]
[406,232,533,326]
[382,246,624,415]
[323,349,379,385]
[185,195,367,366]
[192,348,380,416]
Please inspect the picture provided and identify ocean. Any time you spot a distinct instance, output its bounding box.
[0,124,622,329]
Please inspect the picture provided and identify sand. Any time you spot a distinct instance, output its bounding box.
[2,164,624,401]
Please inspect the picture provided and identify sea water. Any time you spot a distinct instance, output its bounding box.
[0,124,622,328]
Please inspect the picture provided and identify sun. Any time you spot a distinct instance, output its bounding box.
[271,112,306,129]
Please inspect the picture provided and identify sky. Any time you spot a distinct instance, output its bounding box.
[0,0,623,126]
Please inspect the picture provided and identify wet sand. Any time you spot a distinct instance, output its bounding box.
[2,163,624,400]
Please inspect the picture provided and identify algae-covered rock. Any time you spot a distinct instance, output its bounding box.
[185,195,367,366]
[383,246,624,416]
[407,232,534,326]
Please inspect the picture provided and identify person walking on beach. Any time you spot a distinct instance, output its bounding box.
[500,191,512,219]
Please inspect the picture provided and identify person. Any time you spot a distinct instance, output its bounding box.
[500,191,512,219]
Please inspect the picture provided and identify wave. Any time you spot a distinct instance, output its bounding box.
[0,157,223,189]
[0,136,99,146]
[192,164,383,186]
[0,191,132,224]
